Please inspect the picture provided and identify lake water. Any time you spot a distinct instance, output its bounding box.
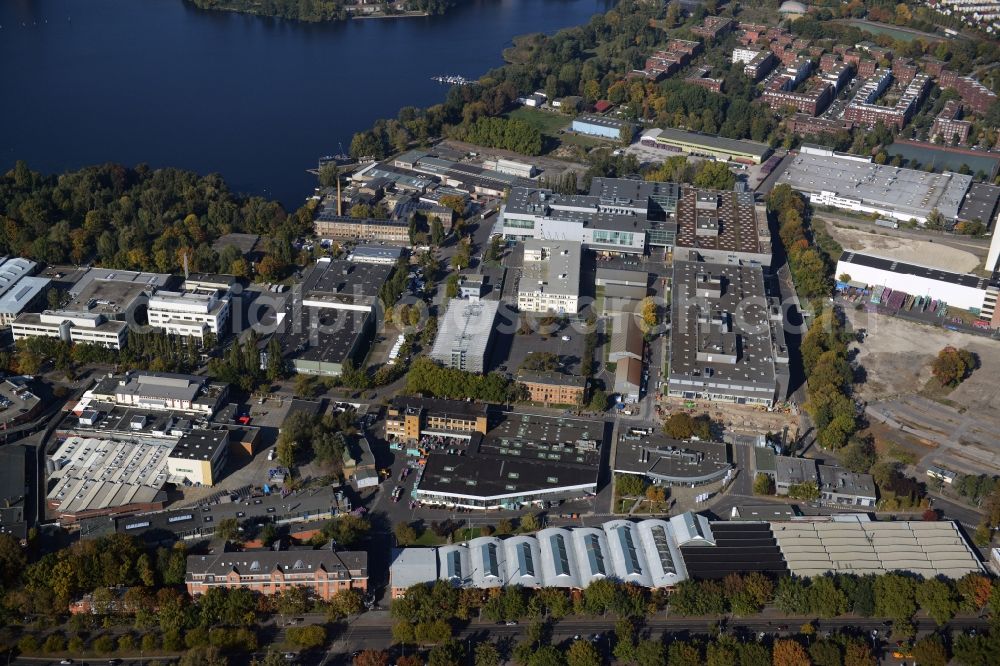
[0,0,613,206]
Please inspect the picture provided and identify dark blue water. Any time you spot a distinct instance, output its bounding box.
[0,0,612,206]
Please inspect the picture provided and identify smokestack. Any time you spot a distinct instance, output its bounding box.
[337,176,342,217]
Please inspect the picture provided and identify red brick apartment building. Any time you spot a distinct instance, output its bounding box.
[186,549,368,601]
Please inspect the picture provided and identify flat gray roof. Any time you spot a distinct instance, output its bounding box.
[779,151,972,220]
[668,259,779,400]
[519,239,581,301]
[614,434,732,485]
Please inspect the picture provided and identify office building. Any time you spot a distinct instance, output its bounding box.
[299,258,394,313]
[571,114,634,139]
[0,257,38,300]
[667,259,784,407]
[428,300,499,373]
[385,396,489,444]
[639,128,772,164]
[165,430,230,487]
[613,434,732,486]
[501,178,682,254]
[517,239,582,314]
[12,311,129,349]
[778,145,973,224]
[516,371,586,406]
[347,245,406,265]
[147,288,231,341]
[186,549,368,600]
[414,412,606,510]
[314,214,410,243]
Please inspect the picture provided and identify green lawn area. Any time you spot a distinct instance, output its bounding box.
[506,106,609,153]
[507,106,572,135]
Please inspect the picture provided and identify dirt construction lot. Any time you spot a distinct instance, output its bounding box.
[823,222,981,273]
[847,308,1000,476]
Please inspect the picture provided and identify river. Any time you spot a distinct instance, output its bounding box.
[0,0,613,206]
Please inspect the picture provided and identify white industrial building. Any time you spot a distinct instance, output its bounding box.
[490,158,537,179]
[836,251,999,314]
[12,311,128,349]
[147,288,231,341]
[778,145,973,224]
[390,516,690,596]
[517,239,582,314]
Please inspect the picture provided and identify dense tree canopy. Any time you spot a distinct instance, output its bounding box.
[0,161,308,276]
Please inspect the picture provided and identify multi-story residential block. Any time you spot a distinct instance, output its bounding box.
[517,239,581,314]
[186,549,368,600]
[732,47,762,65]
[844,71,929,128]
[762,76,833,115]
[931,100,973,144]
[692,16,734,41]
[685,67,723,93]
[938,72,998,114]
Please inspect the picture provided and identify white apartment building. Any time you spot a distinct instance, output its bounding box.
[11,310,128,349]
[147,289,231,341]
[732,47,762,64]
[517,239,582,314]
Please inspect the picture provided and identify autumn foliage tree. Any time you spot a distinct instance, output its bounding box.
[931,346,977,387]
[772,639,811,666]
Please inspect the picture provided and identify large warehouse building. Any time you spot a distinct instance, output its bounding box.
[836,251,1000,320]
[390,513,983,597]
[667,257,788,407]
[772,515,983,579]
[778,145,974,224]
[639,128,772,164]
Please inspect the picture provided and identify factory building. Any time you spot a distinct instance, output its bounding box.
[778,145,973,224]
[836,251,1000,318]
